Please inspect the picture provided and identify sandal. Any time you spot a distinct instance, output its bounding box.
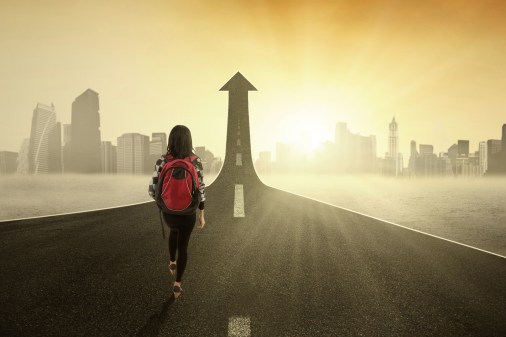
[173,284,183,299]
[169,261,177,277]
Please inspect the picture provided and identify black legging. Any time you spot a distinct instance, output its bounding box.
[167,225,195,282]
[163,212,196,282]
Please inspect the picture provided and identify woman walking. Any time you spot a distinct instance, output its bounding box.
[148,125,206,298]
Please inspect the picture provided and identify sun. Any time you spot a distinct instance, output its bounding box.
[278,102,334,156]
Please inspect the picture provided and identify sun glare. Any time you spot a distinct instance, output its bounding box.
[278,101,334,156]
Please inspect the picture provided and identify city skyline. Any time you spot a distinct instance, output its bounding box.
[1,1,506,160]
[1,86,504,176]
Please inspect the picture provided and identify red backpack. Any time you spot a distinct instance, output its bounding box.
[155,154,201,215]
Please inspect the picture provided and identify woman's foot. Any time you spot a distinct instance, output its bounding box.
[173,282,183,299]
[169,261,177,277]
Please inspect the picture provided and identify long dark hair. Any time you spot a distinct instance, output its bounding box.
[167,125,194,158]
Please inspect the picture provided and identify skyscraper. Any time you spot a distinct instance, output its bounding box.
[150,132,167,156]
[101,141,117,174]
[486,126,505,175]
[334,122,377,173]
[70,89,101,173]
[62,123,72,172]
[16,138,30,174]
[408,140,418,175]
[28,103,62,174]
[388,117,400,175]
[479,141,487,175]
[457,140,470,157]
[116,133,149,174]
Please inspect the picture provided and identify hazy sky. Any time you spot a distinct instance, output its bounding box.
[1,0,505,160]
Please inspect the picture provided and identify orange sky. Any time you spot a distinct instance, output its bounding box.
[1,0,505,160]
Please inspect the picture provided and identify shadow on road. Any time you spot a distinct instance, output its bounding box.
[135,295,175,337]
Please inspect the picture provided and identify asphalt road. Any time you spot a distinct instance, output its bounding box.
[1,174,506,337]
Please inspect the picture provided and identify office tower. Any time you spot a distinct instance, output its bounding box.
[211,157,223,174]
[28,103,62,174]
[62,124,71,172]
[479,141,487,175]
[388,117,400,175]
[70,89,101,173]
[195,146,206,160]
[457,140,469,157]
[397,153,404,175]
[116,133,149,174]
[16,138,30,174]
[487,140,502,158]
[255,150,272,174]
[62,124,71,146]
[419,144,434,155]
[418,144,436,176]
[101,141,117,174]
[486,139,502,175]
[448,144,458,175]
[335,122,349,152]
[0,151,18,175]
[408,140,418,175]
[150,132,167,156]
[334,122,377,173]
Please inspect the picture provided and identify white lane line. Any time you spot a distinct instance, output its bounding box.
[237,139,241,146]
[234,184,245,217]
[261,181,506,260]
[236,153,242,166]
[237,131,240,136]
[228,316,250,337]
[0,200,154,223]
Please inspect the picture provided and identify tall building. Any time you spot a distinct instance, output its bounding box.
[408,140,418,175]
[419,144,434,156]
[195,146,206,160]
[387,117,400,175]
[62,123,71,172]
[255,151,272,174]
[101,141,117,174]
[150,132,167,156]
[457,140,470,157]
[70,89,101,173]
[0,151,18,175]
[63,124,71,146]
[16,138,30,174]
[448,143,458,175]
[334,122,377,173]
[486,139,501,175]
[28,103,62,174]
[116,133,149,174]
[479,141,488,175]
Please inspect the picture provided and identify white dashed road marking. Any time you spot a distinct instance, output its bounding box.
[234,184,245,217]
[228,316,251,337]
[236,153,242,166]
[237,139,241,146]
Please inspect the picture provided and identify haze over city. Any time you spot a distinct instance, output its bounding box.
[1,0,506,160]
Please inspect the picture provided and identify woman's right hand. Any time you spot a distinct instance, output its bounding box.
[197,210,205,229]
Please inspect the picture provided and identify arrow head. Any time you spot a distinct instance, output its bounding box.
[220,72,257,92]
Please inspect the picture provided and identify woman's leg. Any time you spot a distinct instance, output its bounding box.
[168,228,178,262]
[175,225,195,282]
